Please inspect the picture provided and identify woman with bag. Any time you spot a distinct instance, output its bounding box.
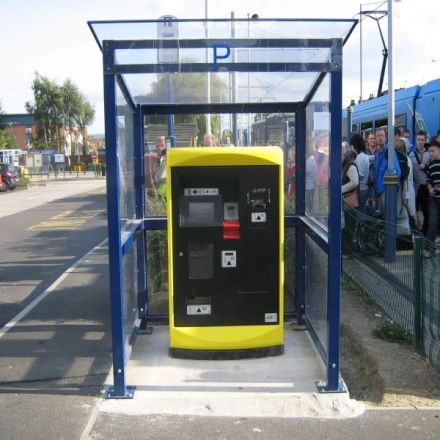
[341,141,360,256]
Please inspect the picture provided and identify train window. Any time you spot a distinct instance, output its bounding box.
[375,118,387,129]
[415,118,429,136]
[395,113,407,129]
[363,128,373,139]
[360,121,373,131]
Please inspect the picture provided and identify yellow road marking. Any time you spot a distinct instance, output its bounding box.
[28,210,103,231]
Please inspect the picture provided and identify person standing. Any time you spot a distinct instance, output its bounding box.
[366,132,377,156]
[395,138,414,232]
[350,134,370,214]
[342,142,359,256]
[305,153,317,213]
[402,128,413,153]
[365,132,377,212]
[373,128,401,214]
[424,140,440,256]
[154,136,167,196]
[409,131,431,234]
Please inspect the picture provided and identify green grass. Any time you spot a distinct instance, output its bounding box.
[341,274,376,306]
[372,323,413,345]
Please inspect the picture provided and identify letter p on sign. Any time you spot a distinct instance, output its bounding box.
[213,43,231,65]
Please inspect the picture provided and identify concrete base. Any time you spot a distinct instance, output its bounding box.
[100,324,365,419]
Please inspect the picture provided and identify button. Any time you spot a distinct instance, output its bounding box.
[223,220,240,239]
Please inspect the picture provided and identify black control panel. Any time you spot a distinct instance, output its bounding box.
[171,165,279,327]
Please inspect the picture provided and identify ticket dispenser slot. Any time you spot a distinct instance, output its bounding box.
[168,148,283,359]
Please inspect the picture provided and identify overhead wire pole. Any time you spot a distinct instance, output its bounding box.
[384,0,398,262]
[205,0,211,137]
[358,7,388,99]
[231,11,238,146]
[360,3,363,102]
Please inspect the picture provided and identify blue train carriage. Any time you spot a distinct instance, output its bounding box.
[343,77,440,144]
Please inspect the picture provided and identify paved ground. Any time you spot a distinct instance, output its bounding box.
[1,173,105,219]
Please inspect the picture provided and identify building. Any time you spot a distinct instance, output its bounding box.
[0,113,35,149]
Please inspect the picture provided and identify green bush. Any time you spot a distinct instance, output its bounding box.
[373,323,413,345]
[17,176,30,188]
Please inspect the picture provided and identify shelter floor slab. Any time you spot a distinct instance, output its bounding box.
[100,324,365,419]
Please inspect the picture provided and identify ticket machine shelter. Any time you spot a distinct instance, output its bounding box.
[89,17,358,398]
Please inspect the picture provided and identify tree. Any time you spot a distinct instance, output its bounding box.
[146,67,228,144]
[26,73,95,152]
[60,79,95,153]
[73,99,95,153]
[0,102,18,149]
[26,73,63,149]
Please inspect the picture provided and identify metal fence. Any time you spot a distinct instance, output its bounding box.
[342,207,440,368]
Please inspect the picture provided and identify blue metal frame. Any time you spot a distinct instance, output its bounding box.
[96,19,354,397]
[323,69,343,392]
[134,106,148,322]
[295,104,306,325]
[103,41,135,399]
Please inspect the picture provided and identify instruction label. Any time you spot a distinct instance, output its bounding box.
[221,250,237,268]
[251,212,266,223]
[184,188,219,196]
[265,313,278,323]
[187,305,211,315]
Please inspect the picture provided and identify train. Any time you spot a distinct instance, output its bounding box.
[343,77,440,144]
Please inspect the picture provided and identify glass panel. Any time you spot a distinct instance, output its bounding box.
[90,19,356,47]
[116,84,136,224]
[143,112,295,217]
[90,19,351,106]
[146,230,168,316]
[305,75,330,228]
[122,238,138,356]
[115,47,332,66]
[284,228,296,313]
[305,235,328,351]
[123,72,318,105]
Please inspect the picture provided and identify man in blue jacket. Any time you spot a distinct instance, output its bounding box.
[373,128,401,214]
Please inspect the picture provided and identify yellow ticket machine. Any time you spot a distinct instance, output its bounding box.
[167,147,284,359]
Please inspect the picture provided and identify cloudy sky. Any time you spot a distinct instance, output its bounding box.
[0,0,439,133]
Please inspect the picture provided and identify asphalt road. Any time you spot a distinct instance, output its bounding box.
[0,181,108,327]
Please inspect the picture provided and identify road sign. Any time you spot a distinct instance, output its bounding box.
[157,16,179,64]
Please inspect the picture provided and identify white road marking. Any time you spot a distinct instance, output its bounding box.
[0,238,108,339]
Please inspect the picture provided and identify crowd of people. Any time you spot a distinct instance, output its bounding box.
[342,128,440,257]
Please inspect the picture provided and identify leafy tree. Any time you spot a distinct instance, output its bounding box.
[146,68,228,144]
[0,102,18,149]
[26,73,63,149]
[73,99,95,153]
[61,79,82,130]
[0,129,18,149]
[26,73,95,152]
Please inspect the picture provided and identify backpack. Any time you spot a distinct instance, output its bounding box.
[396,150,410,182]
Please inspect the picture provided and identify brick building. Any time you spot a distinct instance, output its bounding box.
[1,113,35,149]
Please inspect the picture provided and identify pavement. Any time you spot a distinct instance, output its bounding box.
[0,174,106,219]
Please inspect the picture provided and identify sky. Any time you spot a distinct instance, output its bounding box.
[0,0,439,134]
